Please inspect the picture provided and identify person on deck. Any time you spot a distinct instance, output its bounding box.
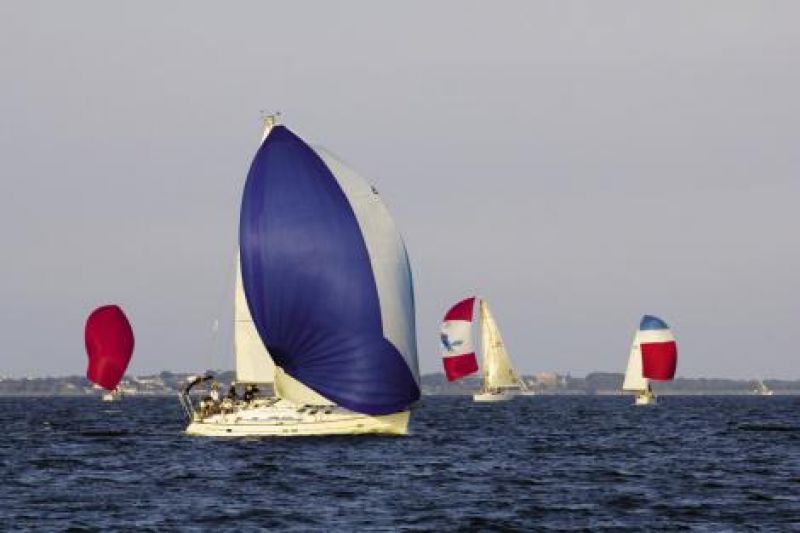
[226,383,238,402]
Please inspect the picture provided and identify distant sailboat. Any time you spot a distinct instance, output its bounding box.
[182,115,420,436]
[622,315,678,406]
[753,379,774,396]
[85,305,134,402]
[440,297,528,402]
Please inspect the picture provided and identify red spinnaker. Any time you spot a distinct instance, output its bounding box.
[641,342,677,381]
[85,305,134,390]
[443,352,479,381]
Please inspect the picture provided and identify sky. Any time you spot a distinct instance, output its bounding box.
[1,1,798,379]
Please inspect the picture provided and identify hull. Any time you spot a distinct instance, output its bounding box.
[184,398,410,437]
[102,391,121,402]
[473,390,514,402]
[634,391,657,406]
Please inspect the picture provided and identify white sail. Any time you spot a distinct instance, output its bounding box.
[622,332,649,391]
[234,253,274,384]
[479,300,523,389]
[231,116,278,385]
[273,367,333,405]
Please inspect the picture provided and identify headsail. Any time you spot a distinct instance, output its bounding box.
[239,125,419,416]
[234,252,274,384]
[479,300,522,389]
[440,297,479,381]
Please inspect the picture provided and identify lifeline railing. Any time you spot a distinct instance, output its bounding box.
[177,391,194,421]
[177,374,215,422]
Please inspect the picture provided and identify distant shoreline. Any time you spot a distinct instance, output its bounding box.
[1,391,798,398]
[2,371,798,397]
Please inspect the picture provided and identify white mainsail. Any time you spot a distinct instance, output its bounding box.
[231,115,278,385]
[622,332,648,391]
[234,254,274,384]
[479,300,524,389]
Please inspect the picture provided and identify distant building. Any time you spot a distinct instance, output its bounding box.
[535,372,560,388]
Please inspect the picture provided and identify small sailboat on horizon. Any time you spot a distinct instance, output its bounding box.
[85,305,134,402]
[621,315,678,406]
[440,297,528,402]
[181,115,420,437]
[753,379,774,396]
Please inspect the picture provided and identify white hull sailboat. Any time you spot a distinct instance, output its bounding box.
[623,336,656,406]
[622,315,678,406]
[753,379,774,396]
[185,398,409,437]
[182,115,420,437]
[473,389,514,402]
[85,305,134,404]
[440,297,528,402]
[633,388,656,406]
[102,389,122,402]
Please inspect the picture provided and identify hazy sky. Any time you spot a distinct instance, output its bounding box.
[1,2,798,379]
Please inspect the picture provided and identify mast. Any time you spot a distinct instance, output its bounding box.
[260,110,281,140]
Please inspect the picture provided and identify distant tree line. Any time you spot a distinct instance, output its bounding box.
[1,371,798,395]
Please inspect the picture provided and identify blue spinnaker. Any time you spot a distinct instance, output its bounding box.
[239,126,419,415]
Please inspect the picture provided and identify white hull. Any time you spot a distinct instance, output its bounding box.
[634,391,657,406]
[185,398,409,437]
[473,390,514,402]
[102,391,121,402]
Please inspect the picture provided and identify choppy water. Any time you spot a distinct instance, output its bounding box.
[1,395,798,531]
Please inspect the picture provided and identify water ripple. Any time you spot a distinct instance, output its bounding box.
[0,396,798,529]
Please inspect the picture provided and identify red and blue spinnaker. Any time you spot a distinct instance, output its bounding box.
[638,315,678,381]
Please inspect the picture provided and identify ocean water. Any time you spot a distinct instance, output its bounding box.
[1,395,798,531]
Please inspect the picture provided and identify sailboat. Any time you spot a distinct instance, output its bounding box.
[182,115,420,437]
[753,379,774,396]
[85,305,134,402]
[621,315,678,406]
[440,297,528,402]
